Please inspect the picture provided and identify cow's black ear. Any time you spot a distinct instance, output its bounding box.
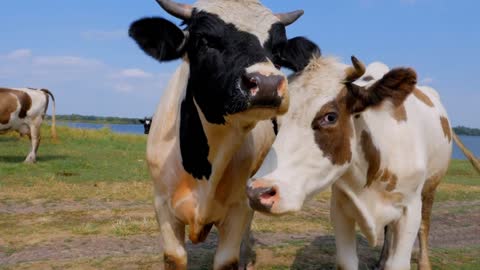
[279,37,320,72]
[129,17,187,62]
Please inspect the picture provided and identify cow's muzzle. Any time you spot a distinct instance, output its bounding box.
[242,72,287,109]
[247,180,279,214]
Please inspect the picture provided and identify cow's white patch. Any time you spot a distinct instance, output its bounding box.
[194,0,279,45]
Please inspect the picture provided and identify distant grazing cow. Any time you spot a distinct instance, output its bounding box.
[247,50,480,269]
[0,87,56,163]
[139,117,152,134]
[128,0,317,269]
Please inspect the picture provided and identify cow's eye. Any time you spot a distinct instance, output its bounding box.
[312,112,338,130]
[324,113,338,124]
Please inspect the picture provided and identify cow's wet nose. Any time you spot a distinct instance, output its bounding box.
[243,72,286,107]
[247,181,278,213]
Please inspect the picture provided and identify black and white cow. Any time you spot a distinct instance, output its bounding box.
[139,117,152,134]
[129,0,317,269]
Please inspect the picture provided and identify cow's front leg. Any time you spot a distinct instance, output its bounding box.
[385,198,422,270]
[25,124,40,163]
[374,225,393,270]
[331,188,358,270]
[154,195,187,270]
[214,203,254,270]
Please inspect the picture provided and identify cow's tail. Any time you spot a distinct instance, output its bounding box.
[41,89,57,140]
[453,132,480,174]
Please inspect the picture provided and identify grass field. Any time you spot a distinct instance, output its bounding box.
[1,126,479,269]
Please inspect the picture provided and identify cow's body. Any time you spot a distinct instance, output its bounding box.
[246,55,471,270]
[146,62,277,269]
[129,1,316,269]
[0,87,56,163]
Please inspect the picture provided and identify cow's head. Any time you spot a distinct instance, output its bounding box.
[139,117,152,134]
[247,56,417,215]
[129,0,317,125]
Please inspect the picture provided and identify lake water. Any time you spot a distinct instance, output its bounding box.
[58,122,144,135]
[58,122,480,160]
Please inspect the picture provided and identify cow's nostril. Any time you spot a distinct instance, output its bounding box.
[242,74,259,91]
[260,187,277,200]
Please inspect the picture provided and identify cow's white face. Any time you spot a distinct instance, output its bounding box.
[247,58,353,214]
[247,57,418,215]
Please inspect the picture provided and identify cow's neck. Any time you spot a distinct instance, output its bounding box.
[198,100,254,219]
[347,115,382,189]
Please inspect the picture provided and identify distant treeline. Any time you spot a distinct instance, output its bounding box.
[453,126,480,136]
[45,114,140,124]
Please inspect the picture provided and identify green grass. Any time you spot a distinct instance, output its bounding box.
[0,125,149,185]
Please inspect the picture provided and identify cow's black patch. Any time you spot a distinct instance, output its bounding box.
[271,118,279,135]
[184,11,274,124]
[129,17,187,62]
[180,91,212,180]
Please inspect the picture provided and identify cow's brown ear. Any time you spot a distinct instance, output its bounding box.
[346,68,417,114]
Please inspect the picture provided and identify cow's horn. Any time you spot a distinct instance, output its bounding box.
[345,56,366,82]
[155,0,193,20]
[275,10,304,26]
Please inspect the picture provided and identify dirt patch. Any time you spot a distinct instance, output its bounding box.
[1,200,479,268]
[0,200,148,215]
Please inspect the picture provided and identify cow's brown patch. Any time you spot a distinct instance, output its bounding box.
[346,68,417,114]
[440,116,452,142]
[413,88,434,107]
[312,90,353,165]
[361,130,381,187]
[381,191,404,204]
[392,104,407,122]
[418,172,444,269]
[164,253,187,270]
[380,169,398,192]
[0,90,18,124]
[0,88,32,121]
[189,222,213,244]
[218,260,239,270]
[171,172,197,225]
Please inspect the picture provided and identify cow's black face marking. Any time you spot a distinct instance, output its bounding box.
[177,12,290,180]
[185,11,286,124]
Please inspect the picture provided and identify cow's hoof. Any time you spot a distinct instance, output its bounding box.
[217,261,239,270]
[239,262,255,270]
[164,254,187,270]
[24,158,36,164]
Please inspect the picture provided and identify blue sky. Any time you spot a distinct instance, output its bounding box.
[0,0,479,127]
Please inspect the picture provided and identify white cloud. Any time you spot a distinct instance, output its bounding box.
[0,48,172,117]
[6,49,32,59]
[81,30,126,41]
[421,77,434,84]
[117,68,153,79]
[32,56,103,68]
[113,83,135,93]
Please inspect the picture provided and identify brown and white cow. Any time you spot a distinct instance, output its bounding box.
[0,87,56,163]
[247,52,480,269]
[128,0,318,269]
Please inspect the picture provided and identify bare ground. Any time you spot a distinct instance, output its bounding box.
[1,199,479,269]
